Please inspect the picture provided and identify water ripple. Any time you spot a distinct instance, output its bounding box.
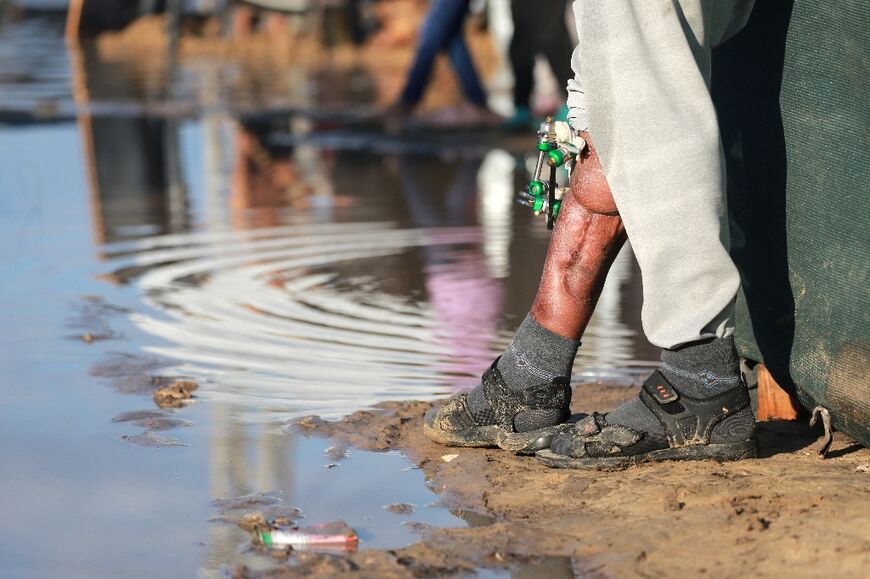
[103,222,511,422]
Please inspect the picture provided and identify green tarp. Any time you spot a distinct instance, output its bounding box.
[716,1,869,445]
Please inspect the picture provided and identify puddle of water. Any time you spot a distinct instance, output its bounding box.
[0,13,378,122]
[0,121,655,576]
[0,15,659,578]
[474,556,578,579]
[202,434,471,575]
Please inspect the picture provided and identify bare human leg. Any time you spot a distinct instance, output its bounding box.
[531,135,626,340]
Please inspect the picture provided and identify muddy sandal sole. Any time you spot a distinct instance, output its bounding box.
[423,362,574,454]
[536,370,758,470]
[536,437,758,470]
[424,421,574,454]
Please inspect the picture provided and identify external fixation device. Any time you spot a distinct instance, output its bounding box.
[517,116,587,229]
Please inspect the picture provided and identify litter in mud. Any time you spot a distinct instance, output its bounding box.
[252,521,359,554]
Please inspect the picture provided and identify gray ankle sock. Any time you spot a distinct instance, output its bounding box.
[496,315,580,392]
[466,315,579,425]
[606,337,755,443]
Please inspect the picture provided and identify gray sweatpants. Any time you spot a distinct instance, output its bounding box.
[567,0,755,349]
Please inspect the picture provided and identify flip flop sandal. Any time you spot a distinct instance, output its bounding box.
[423,360,574,454]
[536,370,758,470]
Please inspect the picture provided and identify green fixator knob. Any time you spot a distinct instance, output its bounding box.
[532,197,545,212]
[547,148,571,167]
[552,201,561,218]
[537,142,555,152]
[528,180,545,197]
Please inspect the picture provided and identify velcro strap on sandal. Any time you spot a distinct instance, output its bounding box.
[642,371,680,404]
[519,376,571,407]
[639,371,750,447]
[567,413,643,457]
[481,361,571,430]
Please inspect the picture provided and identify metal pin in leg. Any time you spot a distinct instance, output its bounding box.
[545,172,554,229]
[517,117,567,229]
[519,115,567,228]
[518,191,547,214]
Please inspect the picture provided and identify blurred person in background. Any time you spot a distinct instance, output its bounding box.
[386,0,500,127]
[504,0,574,130]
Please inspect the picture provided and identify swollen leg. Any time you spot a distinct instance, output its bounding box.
[497,137,623,393]
[494,135,626,392]
[529,138,625,340]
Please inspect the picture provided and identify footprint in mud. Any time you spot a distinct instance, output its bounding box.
[120,431,188,447]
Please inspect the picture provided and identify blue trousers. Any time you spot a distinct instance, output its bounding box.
[399,0,487,107]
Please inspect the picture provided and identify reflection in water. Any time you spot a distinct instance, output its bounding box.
[81,120,653,567]
[0,14,70,115]
[75,96,655,577]
[398,154,505,387]
[202,432,467,577]
[82,113,189,241]
[0,15,658,576]
[92,145,654,421]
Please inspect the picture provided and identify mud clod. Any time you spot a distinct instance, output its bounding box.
[120,431,187,447]
[296,415,327,430]
[211,491,283,510]
[324,444,350,461]
[153,380,199,408]
[210,506,303,530]
[384,503,415,515]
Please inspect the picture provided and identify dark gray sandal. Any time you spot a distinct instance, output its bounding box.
[536,370,758,470]
[423,360,573,454]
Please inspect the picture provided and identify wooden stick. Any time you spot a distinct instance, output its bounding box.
[756,364,801,421]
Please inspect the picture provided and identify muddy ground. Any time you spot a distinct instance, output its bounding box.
[232,383,870,578]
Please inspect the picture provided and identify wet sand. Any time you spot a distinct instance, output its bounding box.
[242,385,870,578]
